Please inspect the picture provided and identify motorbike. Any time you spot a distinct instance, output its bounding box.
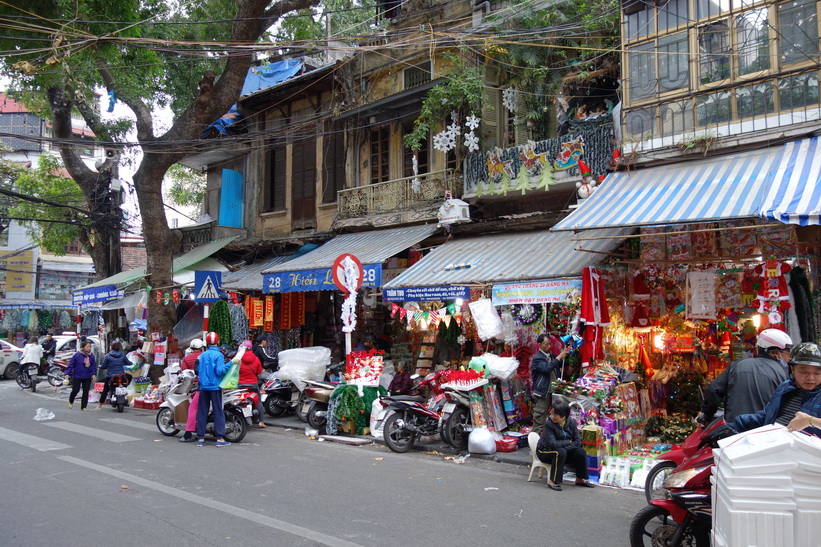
[260,373,310,422]
[302,363,344,432]
[630,418,735,547]
[16,359,66,392]
[103,373,132,413]
[155,370,255,443]
[644,417,727,502]
[380,375,448,453]
[439,385,475,450]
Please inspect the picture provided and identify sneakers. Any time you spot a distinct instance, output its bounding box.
[215,440,231,447]
[81,408,89,412]
[68,402,73,409]
[196,439,206,447]
[179,434,196,443]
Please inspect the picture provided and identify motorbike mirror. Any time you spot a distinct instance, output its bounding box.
[410,373,420,380]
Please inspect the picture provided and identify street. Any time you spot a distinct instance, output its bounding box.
[0,381,647,546]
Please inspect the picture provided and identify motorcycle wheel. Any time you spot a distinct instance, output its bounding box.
[156,407,180,436]
[306,401,327,432]
[4,361,18,380]
[645,461,677,503]
[264,395,286,417]
[223,408,247,443]
[16,371,31,389]
[439,417,451,446]
[295,392,309,422]
[47,366,65,387]
[445,407,470,450]
[629,504,710,547]
[116,402,125,413]
[384,412,416,453]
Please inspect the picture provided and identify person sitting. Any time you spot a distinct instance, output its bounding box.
[388,362,412,395]
[536,400,595,491]
[354,334,377,352]
[97,342,133,409]
[238,340,266,428]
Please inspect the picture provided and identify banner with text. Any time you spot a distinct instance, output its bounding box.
[72,284,124,306]
[492,278,582,305]
[263,265,381,294]
[383,285,470,302]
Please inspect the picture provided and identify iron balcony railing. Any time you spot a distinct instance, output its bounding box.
[337,170,460,219]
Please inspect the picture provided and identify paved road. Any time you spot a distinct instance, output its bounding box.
[0,380,647,546]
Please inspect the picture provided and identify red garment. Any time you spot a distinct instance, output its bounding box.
[181,350,202,371]
[580,267,610,326]
[239,350,262,385]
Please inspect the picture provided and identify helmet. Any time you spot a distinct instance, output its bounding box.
[190,339,204,349]
[206,332,220,346]
[789,343,821,367]
[241,340,253,349]
[756,329,793,351]
[364,334,376,343]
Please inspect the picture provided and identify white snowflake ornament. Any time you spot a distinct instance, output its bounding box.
[465,114,480,131]
[502,88,518,112]
[464,132,479,152]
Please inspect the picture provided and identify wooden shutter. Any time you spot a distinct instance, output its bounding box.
[292,136,317,229]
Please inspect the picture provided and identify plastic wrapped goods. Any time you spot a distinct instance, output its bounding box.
[468,299,503,340]
[277,347,331,391]
[483,353,519,382]
[468,426,497,455]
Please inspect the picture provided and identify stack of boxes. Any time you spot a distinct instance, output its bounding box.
[713,425,821,547]
[582,424,605,481]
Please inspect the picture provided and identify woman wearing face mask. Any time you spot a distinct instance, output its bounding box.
[65,340,97,411]
[698,329,793,424]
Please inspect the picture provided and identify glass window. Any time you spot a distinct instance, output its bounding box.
[658,0,689,31]
[624,107,656,138]
[370,127,390,184]
[696,91,733,125]
[779,72,821,110]
[778,0,819,66]
[699,21,731,84]
[659,33,690,92]
[626,7,654,41]
[628,43,657,101]
[660,99,694,136]
[737,81,776,118]
[697,0,730,20]
[736,9,771,76]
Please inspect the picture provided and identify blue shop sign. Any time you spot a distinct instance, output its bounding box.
[382,285,470,302]
[72,284,124,306]
[263,264,381,294]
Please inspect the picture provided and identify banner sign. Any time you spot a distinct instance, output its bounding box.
[492,278,583,305]
[263,265,381,294]
[72,284,124,306]
[382,285,470,302]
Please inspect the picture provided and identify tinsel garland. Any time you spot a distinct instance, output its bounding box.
[229,304,248,344]
[59,311,72,331]
[209,300,232,346]
[330,385,387,435]
[658,413,698,444]
[789,266,817,342]
[38,310,53,329]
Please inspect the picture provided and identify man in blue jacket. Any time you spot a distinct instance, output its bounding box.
[196,332,232,447]
[733,343,821,437]
[531,334,568,435]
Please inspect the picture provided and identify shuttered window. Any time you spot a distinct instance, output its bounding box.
[322,129,345,203]
[268,144,286,211]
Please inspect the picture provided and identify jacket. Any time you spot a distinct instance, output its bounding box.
[66,351,97,379]
[20,343,43,364]
[41,338,56,357]
[196,346,231,391]
[531,349,563,398]
[701,356,789,422]
[388,371,412,395]
[537,416,582,452]
[99,350,129,378]
[733,379,821,437]
[181,350,202,371]
[239,350,262,385]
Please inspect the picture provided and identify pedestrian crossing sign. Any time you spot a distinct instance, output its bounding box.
[194,271,222,303]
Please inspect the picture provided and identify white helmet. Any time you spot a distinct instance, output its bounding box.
[756,329,793,351]
[190,338,204,350]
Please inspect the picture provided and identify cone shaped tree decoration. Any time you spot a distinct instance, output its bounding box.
[497,172,511,195]
[533,159,555,190]
[515,163,532,195]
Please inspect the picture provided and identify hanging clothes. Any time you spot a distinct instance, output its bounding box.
[579,267,610,364]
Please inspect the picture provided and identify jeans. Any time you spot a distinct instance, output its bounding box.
[196,389,225,439]
[69,377,93,409]
[537,445,589,484]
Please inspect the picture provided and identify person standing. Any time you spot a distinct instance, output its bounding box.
[698,328,793,424]
[530,333,568,435]
[195,332,232,447]
[536,400,595,491]
[66,340,97,411]
[20,336,44,378]
[179,339,204,442]
[41,333,56,363]
[97,342,132,410]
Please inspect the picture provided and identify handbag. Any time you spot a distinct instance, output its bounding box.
[219,362,239,389]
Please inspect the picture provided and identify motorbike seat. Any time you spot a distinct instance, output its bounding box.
[383,395,424,403]
[305,380,337,389]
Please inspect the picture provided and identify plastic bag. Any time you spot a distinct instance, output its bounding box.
[278,347,330,391]
[34,408,55,421]
[468,426,497,454]
[370,399,391,440]
[219,362,239,389]
[483,353,519,382]
[468,299,503,340]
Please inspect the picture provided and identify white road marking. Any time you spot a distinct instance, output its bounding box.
[59,456,363,547]
[0,426,71,451]
[43,422,140,443]
[99,418,157,432]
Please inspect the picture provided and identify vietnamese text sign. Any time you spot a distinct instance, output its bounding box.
[72,284,125,306]
[263,265,381,294]
[492,278,583,305]
[382,285,470,302]
[0,250,34,292]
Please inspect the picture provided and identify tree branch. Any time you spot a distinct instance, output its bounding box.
[95,53,154,141]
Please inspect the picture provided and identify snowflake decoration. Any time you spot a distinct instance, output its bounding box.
[457,334,467,345]
[447,122,461,137]
[502,87,518,112]
[451,110,460,123]
[464,132,479,152]
[445,133,457,151]
[433,131,448,152]
[465,114,480,131]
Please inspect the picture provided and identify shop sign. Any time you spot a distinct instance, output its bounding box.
[263,265,381,294]
[671,335,695,353]
[1,250,34,293]
[72,284,124,306]
[492,278,582,305]
[382,285,469,302]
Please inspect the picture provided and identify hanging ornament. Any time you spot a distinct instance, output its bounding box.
[465,113,480,131]
[155,290,163,304]
[163,291,171,305]
[172,289,181,304]
[502,87,518,112]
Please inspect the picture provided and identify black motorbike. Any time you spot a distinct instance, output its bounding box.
[103,373,132,413]
[380,376,445,453]
[16,360,66,392]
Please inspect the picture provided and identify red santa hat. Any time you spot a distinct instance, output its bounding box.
[578,160,591,176]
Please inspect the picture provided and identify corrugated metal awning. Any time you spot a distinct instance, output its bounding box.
[759,137,821,226]
[552,147,782,231]
[383,228,631,288]
[222,255,292,291]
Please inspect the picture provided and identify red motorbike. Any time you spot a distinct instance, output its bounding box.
[630,418,735,547]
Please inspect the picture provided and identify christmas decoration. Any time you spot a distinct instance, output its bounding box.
[209,299,232,346]
[511,303,542,326]
[502,87,518,112]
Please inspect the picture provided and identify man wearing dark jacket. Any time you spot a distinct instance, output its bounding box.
[531,334,568,434]
[41,333,56,362]
[536,400,595,491]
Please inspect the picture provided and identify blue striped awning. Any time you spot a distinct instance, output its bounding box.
[382,228,631,289]
[552,147,782,231]
[759,137,821,226]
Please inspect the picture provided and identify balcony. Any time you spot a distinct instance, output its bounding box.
[337,170,459,221]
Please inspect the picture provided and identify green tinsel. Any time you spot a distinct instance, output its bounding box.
[38,310,53,328]
[209,300,232,346]
[332,385,386,434]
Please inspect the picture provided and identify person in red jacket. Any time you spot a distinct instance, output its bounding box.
[238,340,266,427]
